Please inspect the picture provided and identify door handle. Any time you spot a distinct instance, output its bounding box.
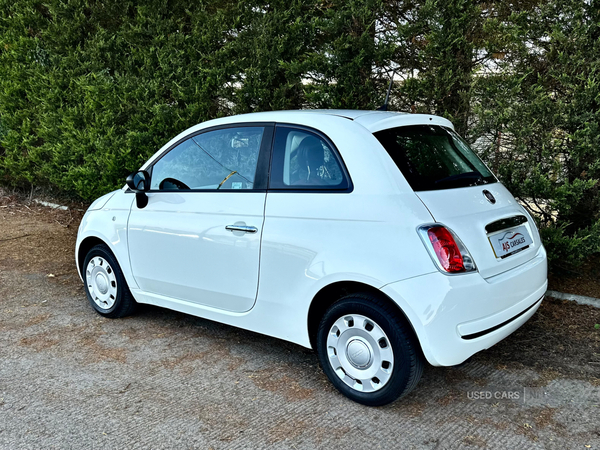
[225,225,258,233]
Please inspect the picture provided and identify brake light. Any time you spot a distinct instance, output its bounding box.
[418,225,476,274]
[427,227,464,272]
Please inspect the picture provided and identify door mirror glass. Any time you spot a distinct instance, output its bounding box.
[126,170,150,192]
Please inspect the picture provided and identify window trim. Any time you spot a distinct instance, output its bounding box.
[267,123,353,193]
[141,122,275,193]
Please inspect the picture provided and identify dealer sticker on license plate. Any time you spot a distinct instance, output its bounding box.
[488,225,533,259]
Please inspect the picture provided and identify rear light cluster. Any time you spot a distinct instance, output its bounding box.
[418,225,476,274]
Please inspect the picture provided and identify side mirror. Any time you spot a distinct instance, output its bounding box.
[126,170,150,192]
[126,170,150,209]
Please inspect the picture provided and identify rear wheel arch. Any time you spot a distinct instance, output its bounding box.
[307,281,422,356]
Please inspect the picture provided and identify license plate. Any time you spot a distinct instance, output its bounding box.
[488,225,533,259]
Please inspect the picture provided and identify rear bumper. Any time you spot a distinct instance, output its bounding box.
[381,245,547,366]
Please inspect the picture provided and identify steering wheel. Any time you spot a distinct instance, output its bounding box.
[158,178,190,190]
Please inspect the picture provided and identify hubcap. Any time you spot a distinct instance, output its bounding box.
[95,273,108,294]
[326,314,394,393]
[346,338,372,368]
[86,256,117,310]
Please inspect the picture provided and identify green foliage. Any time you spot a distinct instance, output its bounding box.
[0,0,234,199]
[469,0,600,267]
[303,0,393,109]
[0,0,390,199]
[381,0,600,267]
[0,0,598,267]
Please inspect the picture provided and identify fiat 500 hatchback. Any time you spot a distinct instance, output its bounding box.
[76,110,547,406]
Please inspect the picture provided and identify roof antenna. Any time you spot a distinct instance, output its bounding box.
[377,68,398,111]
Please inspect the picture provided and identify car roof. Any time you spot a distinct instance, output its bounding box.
[202,109,454,133]
[139,109,455,174]
[294,109,403,120]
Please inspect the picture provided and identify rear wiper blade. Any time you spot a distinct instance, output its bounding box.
[434,172,483,187]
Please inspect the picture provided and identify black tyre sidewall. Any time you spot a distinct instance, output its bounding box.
[316,296,420,406]
[83,244,131,318]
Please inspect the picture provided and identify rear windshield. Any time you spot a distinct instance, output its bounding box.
[374,125,496,191]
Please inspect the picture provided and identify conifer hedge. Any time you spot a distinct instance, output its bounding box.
[1,0,598,267]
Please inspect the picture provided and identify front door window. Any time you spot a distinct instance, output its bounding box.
[150,127,264,191]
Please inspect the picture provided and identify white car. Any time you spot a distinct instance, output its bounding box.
[76,110,547,406]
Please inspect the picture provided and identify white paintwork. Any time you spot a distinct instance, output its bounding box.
[76,109,548,368]
[354,112,455,133]
[127,191,265,312]
[415,184,543,279]
[381,246,547,366]
[77,190,137,288]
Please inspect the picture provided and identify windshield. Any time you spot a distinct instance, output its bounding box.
[374,125,496,191]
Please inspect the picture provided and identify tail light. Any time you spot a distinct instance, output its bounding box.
[418,225,476,274]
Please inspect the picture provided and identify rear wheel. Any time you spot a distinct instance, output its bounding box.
[83,244,136,318]
[316,293,423,406]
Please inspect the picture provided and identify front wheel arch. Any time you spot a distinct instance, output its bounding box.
[77,236,107,276]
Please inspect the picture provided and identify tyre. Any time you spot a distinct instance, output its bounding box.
[83,244,136,318]
[316,293,424,406]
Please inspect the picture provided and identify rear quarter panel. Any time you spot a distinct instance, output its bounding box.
[257,116,438,345]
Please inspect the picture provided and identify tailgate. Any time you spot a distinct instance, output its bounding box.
[416,183,542,279]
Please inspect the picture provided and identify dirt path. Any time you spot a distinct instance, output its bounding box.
[1,199,599,449]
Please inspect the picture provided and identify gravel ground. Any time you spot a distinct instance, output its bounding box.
[1,199,599,449]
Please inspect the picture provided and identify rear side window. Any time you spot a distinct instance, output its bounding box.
[269,126,350,190]
[374,125,496,191]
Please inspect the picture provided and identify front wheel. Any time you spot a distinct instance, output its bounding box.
[83,244,136,318]
[316,293,424,406]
